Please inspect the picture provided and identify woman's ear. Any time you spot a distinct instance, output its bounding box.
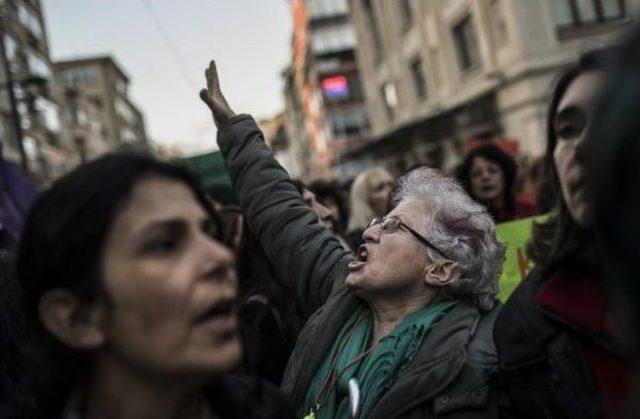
[38,289,107,350]
[423,261,458,287]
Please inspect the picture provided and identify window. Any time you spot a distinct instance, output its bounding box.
[115,98,136,124]
[17,3,43,39]
[410,57,428,100]
[551,0,625,27]
[551,0,574,26]
[27,53,51,79]
[307,0,349,19]
[61,66,98,89]
[116,78,128,96]
[398,0,413,32]
[452,16,480,72]
[363,0,383,63]
[329,105,369,137]
[310,25,356,54]
[36,96,60,132]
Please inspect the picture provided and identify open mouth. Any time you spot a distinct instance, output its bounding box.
[356,245,369,262]
[348,245,368,272]
[196,299,238,339]
[197,299,235,322]
[480,184,496,194]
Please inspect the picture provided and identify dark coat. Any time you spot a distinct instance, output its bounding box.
[494,268,624,419]
[218,115,502,419]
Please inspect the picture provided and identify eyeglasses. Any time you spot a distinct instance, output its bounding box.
[368,216,450,260]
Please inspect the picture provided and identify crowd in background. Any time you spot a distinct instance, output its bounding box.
[1,21,640,419]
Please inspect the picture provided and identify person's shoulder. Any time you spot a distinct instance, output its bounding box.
[494,268,557,365]
[203,374,295,419]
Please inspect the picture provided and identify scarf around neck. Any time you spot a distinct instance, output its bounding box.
[301,300,457,419]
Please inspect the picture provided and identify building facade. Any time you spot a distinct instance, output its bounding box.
[0,0,71,180]
[286,0,372,180]
[347,0,638,174]
[54,56,149,157]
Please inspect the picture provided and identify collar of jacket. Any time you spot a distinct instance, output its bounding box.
[495,268,628,370]
[283,287,487,418]
[370,301,491,418]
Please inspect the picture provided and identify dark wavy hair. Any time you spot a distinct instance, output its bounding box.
[528,48,615,272]
[15,153,219,418]
[458,143,518,218]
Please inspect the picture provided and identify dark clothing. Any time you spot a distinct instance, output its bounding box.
[236,230,304,385]
[203,374,296,419]
[494,267,629,419]
[238,294,297,385]
[0,159,37,249]
[17,375,293,419]
[218,115,502,418]
[346,228,364,251]
[493,200,539,224]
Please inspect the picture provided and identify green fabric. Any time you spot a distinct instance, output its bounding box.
[300,300,457,419]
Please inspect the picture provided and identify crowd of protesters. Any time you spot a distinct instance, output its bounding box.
[1,22,639,419]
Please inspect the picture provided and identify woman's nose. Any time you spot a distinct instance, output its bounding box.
[362,223,381,243]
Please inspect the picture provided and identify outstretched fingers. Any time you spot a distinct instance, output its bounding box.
[200,59,235,128]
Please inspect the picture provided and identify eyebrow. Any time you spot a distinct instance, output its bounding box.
[137,218,186,237]
[137,215,213,237]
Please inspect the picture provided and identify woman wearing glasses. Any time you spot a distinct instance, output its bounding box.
[200,60,505,419]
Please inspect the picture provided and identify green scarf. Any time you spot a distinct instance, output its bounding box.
[300,300,457,419]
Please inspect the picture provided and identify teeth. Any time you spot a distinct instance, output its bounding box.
[357,245,368,262]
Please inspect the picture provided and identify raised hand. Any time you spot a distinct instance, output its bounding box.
[199,60,236,129]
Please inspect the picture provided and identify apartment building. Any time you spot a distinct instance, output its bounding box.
[346,0,638,173]
[54,56,149,156]
[0,0,69,179]
[286,0,372,180]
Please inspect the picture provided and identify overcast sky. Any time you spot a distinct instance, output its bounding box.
[43,0,292,155]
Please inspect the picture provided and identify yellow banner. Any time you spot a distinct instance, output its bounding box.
[496,215,547,301]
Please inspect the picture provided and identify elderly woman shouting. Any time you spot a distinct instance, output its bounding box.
[200,61,504,419]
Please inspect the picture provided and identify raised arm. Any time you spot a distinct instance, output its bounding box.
[200,60,352,316]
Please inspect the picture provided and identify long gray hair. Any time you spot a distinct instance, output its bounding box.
[392,167,505,312]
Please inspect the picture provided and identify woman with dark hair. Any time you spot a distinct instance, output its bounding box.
[12,153,292,419]
[586,25,640,417]
[458,143,538,223]
[494,49,629,418]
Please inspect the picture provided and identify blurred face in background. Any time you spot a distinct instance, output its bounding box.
[553,71,603,226]
[367,172,394,217]
[469,156,505,205]
[100,176,241,380]
[303,188,336,231]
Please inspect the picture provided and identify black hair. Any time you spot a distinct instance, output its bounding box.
[458,143,518,218]
[15,153,219,417]
[587,26,640,363]
[308,180,349,233]
[0,251,28,417]
[529,48,615,272]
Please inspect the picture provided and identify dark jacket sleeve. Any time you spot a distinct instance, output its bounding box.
[217,115,353,316]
